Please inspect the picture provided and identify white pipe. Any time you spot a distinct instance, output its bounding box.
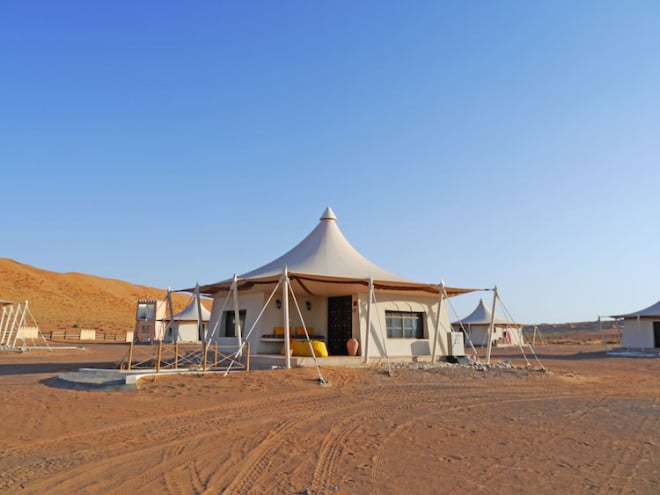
[364,278,373,364]
[12,302,28,348]
[486,286,498,364]
[283,266,291,369]
[232,274,243,353]
[0,306,11,345]
[1,306,15,345]
[6,303,21,347]
[0,307,7,343]
[195,283,204,342]
[432,282,445,363]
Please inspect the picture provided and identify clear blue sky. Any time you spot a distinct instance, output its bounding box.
[1,1,658,323]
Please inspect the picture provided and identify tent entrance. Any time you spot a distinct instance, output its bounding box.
[327,296,352,355]
[654,321,660,348]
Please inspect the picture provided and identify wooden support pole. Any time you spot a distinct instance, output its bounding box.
[246,342,251,371]
[174,342,179,369]
[203,341,208,372]
[156,340,163,372]
[127,341,134,371]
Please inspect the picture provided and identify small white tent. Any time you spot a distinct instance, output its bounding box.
[453,298,524,347]
[611,300,660,350]
[193,207,475,361]
[164,299,212,343]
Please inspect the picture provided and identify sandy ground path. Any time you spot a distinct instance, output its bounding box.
[0,344,658,494]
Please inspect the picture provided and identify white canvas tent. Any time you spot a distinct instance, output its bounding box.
[611,300,660,350]
[189,207,475,366]
[163,298,212,343]
[453,298,525,348]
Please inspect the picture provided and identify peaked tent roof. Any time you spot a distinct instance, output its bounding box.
[165,298,211,321]
[611,300,660,319]
[453,298,521,326]
[240,207,411,282]
[194,207,474,298]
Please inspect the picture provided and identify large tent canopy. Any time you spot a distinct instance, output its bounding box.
[611,300,660,319]
[192,207,474,298]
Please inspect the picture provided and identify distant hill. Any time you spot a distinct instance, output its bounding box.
[0,258,207,333]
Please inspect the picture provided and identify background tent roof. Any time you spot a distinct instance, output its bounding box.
[165,299,211,321]
[193,207,474,298]
[611,300,660,319]
[453,298,520,326]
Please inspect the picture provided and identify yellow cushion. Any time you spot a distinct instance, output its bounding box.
[291,340,328,357]
[274,327,284,337]
[311,340,328,357]
[280,340,294,355]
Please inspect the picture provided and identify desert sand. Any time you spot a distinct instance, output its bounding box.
[0,343,658,495]
[0,258,205,333]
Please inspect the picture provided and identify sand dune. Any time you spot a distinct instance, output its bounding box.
[0,258,202,333]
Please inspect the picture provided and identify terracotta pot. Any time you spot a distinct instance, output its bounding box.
[346,338,359,356]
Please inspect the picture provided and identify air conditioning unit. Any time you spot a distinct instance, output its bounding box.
[448,331,465,356]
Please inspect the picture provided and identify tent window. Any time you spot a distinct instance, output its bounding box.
[224,310,246,337]
[385,311,424,339]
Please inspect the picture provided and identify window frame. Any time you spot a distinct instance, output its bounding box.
[385,310,425,339]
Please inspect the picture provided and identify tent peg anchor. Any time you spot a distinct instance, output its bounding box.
[317,376,332,387]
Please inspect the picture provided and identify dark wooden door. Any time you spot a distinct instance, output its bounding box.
[327,296,353,355]
[654,321,660,348]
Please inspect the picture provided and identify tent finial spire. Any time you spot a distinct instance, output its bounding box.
[320,206,336,221]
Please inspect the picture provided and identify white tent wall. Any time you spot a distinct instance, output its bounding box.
[172,321,202,342]
[462,324,525,348]
[610,300,660,350]
[621,318,656,349]
[208,292,264,347]
[154,300,168,340]
[163,297,211,343]
[208,291,330,353]
[205,288,464,358]
[356,293,456,358]
[462,325,489,347]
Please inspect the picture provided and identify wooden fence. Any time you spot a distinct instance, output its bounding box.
[120,341,250,373]
[47,330,130,342]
